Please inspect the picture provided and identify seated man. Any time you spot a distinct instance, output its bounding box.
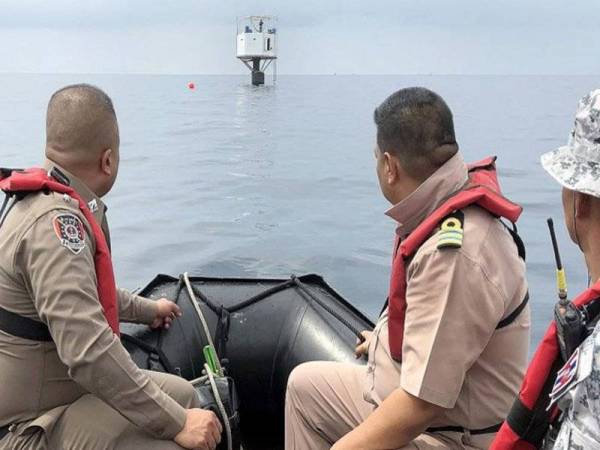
[0,84,221,450]
[285,87,531,449]
[542,89,600,449]
[492,89,600,449]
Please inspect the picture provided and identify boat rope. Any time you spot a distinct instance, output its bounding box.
[120,333,177,374]
[189,374,209,384]
[291,276,364,338]
[123,274,368,377]
[184,274,365,339]
[225,278,296,313]
[183,271,223,375]
[205,363,233,450]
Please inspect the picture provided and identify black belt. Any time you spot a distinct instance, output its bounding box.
[427,422,502,436]
[0,305,52,341]
[0,424,10,441]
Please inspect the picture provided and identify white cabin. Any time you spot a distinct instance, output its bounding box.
[236,16,277,61]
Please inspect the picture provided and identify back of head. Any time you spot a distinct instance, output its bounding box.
[45,84,119,170]
[374,87,458,181]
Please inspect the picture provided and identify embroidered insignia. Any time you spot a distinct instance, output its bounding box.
[88,199,98,213]
[53,214,86,254]
[548,347,580,408]
[437,211,464,249]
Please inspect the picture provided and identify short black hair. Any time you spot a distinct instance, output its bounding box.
[46,83,119,158]
[374,87,458,178]
[49,83,115,115]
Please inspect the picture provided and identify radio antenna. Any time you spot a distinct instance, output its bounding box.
[547,218,568,304]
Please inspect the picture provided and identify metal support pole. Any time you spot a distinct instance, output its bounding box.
[251,58,265,86]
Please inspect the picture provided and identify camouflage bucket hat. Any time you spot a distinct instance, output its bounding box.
[541,89,600,197]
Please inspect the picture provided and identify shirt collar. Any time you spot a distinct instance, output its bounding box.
[385,152,469,237]
[43,159,107,226]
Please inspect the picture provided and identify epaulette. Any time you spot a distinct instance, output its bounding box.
[437,210,464,249]
[49,167,71,187]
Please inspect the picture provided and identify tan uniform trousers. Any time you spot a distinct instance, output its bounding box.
[285,362,487,450]
[0,371,199,450]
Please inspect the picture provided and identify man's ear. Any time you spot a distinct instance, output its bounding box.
[100,148,114,176]
[575,192,591,219]
[383,152,399,185]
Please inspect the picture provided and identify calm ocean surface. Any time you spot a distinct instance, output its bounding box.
[1,74,599,350]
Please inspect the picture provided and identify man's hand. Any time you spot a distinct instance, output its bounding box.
[174,408,223,450]
[355,330,373,359]
[150,298,182,330]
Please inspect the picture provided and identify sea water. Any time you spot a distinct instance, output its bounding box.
[1,73,598,349]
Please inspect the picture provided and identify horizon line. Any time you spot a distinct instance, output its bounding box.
[0,72,598,77]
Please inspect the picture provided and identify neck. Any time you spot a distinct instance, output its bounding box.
[385,152,468,236]
[45,156,103,198]
[389,177,422,205]
[581,227,600,284]
[585,250,600,285]
[76,171,104,198]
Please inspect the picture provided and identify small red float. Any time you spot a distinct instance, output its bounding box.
[187,82,195,90]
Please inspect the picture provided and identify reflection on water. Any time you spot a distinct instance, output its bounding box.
[0,74,598,351]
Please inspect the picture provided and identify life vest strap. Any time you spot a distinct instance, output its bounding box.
[504,356,563,447]
[427,422,502,435]
[0,167,21,179]
[0,305,52,341]
[0,196,12,229]
[0,193,10,218]
[497,292,529,329]
[0,192,21,231]
[503,222,526,260]
[583,297,600,329]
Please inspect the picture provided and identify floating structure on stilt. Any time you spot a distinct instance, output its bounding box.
[236,16,277,86]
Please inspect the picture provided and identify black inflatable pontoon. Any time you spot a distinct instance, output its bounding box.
[122,273,374,450]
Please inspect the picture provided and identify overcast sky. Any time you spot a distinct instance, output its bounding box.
[0,0,598,75]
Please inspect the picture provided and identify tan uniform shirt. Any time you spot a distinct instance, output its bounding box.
[0,162,186,439]
[364,153,530,433]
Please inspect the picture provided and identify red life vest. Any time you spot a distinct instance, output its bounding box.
[0,168,120,335]
[491,280,600,450]
[388,156,523,360]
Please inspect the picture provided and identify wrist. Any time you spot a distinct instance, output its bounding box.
[333,428,367,450]
[165,404,188,440]
[138,296,159,324]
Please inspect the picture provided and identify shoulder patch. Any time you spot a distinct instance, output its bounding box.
[53,213,86,255]
[437,211,464,249]
[548,336,595,410]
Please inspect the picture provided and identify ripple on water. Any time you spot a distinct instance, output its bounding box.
[2,74,598,353]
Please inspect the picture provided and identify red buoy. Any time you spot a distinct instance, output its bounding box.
[187,82,195,90]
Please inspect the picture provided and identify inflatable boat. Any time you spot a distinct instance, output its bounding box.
[122,273,374,450]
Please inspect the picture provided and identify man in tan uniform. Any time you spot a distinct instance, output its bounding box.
[285,87,531,449]
[0,84,222,450]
